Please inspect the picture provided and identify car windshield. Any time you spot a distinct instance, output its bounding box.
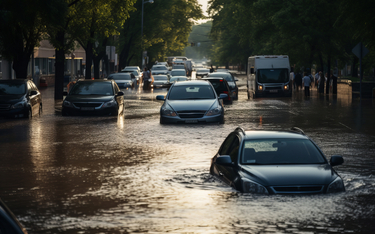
[123,70,137,76]
[70,82,114,96]
[168,85,215,100]
[171,71,186,76]
[173,65,185,69]
[257,69,289,83]
[108,74,131,80]
[0,83,26,95]
[154,76,168,81]
[209,73,233,81]
[170,77,187,82]
[241,139,326,165]
[152,66,167,70]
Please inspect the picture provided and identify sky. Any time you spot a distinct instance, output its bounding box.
[197,0,209,24]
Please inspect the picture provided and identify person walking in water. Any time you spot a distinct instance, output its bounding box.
[302,72,311,97]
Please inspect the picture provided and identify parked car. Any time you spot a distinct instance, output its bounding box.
[0,79,42,119]
[156,80,227,124]
[152,75,169,89]
[196,68,210,78]
[62,79,124,116]
[170,69,187,77]
[210,127,345,194]
[0,198,28,233]
[151,65,169,75]
[107,73,135,89]
[202,77,234,104]
[207,72,239,100]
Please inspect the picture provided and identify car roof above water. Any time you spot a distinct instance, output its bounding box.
[242,130,309,140]
[173,80,209,86]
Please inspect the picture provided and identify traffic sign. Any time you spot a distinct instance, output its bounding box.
[352,42,369,59]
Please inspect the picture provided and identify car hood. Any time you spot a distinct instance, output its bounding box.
[0,95,25,104]
[114,80,132,84]
[166,99,216,112]
[65,95,114,103]
[240,164,336,186]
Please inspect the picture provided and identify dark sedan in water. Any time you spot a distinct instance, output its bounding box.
[0,79,42,118]
[0,198,28,233]
[62,79,124,116]
[156,80,227,124]
[207,72,239,100]
[210,127,345,194]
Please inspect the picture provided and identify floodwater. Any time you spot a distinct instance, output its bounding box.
[1,75,375,233]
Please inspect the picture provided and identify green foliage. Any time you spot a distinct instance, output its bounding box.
[207,0,375,73]
[118,0,203,68]
[185,21,212,59]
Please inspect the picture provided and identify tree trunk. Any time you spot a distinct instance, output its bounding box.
[351,56,358,77]
[93,56,101,79]
[12,55,29,79]
[54,31,65,100]
[85,41,93,79]
[326,55,331,94]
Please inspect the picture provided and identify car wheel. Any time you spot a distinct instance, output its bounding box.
[160,117,165,124]
[38,104,42,116]
[62,110,68,116]
[219,116,225,124]
[24,108,32,119]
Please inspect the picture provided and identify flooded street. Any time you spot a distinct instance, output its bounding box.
[1,76,375,233]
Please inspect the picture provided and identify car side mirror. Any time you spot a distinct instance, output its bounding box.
[215,155,233,166]
[156,95,165,101]
[219,93,228,99]
[330,155,344,167]
[117,91,124,96]
[30,90,38,96]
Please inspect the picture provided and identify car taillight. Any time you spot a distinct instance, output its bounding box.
[222,91,231,100]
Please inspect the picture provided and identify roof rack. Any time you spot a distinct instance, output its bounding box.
[235,127,246,135]
[290,127,305,135]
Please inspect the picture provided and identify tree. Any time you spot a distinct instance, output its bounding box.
[0,0,66,78]
[69,0,136,79]
[118,0,203,70]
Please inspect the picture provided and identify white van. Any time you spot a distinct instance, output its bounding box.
[247,55,292,98]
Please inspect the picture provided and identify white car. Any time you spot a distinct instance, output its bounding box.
[151,65,169,75]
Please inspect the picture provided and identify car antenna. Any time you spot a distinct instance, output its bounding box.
[235,127,246,135]
[290,127,305,135]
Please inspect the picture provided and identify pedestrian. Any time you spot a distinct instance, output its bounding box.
[314,71,320,88]
[290,68,295,90]
[143,67,150,90]
[210,65,214,73]
[302,72,311,97]
[295,72,302,91]
[331,70,338,94]
[318,71,325,93]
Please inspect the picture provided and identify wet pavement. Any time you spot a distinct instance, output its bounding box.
[1,74,375,233]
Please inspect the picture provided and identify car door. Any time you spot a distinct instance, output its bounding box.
[113,82,124,113]
[27,81,38,115]
[214,133,240,186]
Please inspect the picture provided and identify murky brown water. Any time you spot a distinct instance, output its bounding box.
[1,76,375,233]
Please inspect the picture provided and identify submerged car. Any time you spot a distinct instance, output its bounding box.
[152,75,169,89]
[202,77,234,104]
[210,127,345,194]
[207,72,239,100]
[107,73,135,88]
[156,80,227,124]
[0,198,28,233]
[151,65,169,75]
[0,79,42,118]
[196,68,210,78]
[170,69,187,77]
[62,79,124,116]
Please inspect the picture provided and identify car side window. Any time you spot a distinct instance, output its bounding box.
[219,134,236,155]
[228,137,240,163]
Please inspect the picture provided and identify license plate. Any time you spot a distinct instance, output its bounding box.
[81,107,95,111]
[269,90,278,93]
[185,120,198,123]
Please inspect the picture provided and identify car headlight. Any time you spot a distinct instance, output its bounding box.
[161,104,177,116]
[11,98,27,109]
[242,178,269,194]
[327,177,345,193]
[205,104,222,116]
[102,99,117,108]
[63,100,73,107]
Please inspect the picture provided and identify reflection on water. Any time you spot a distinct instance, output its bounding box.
[1,81,375,233]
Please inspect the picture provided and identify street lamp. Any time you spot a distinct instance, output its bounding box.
[141,0,154,68]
